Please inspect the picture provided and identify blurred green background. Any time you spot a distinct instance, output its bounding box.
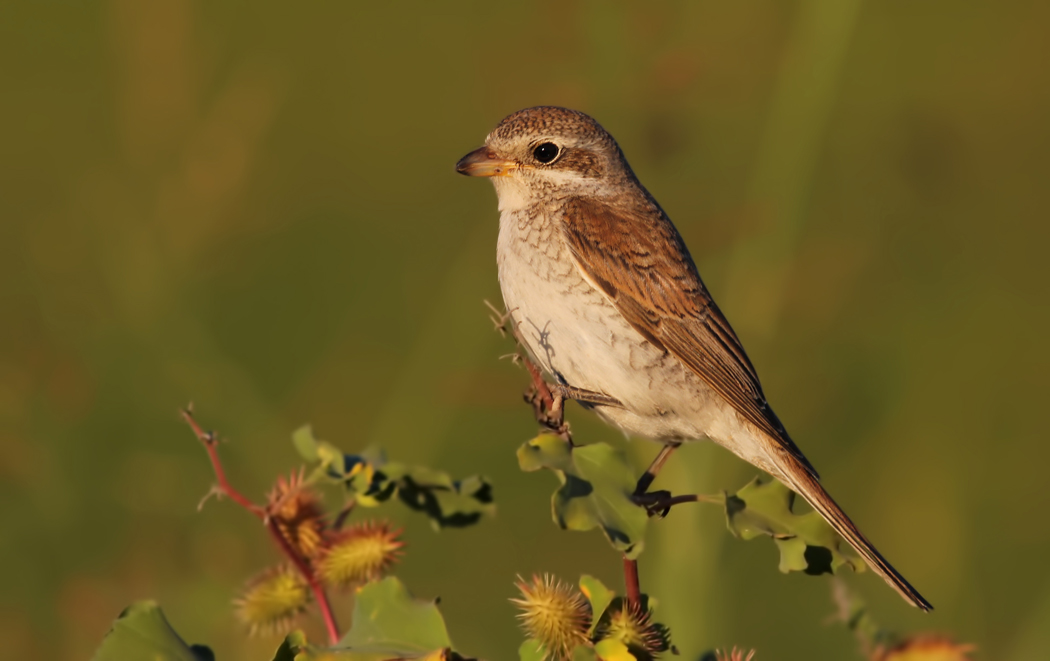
[2,1,1048,659]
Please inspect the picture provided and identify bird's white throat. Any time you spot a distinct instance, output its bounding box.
[491,177,532,213]
[492,170,604,213]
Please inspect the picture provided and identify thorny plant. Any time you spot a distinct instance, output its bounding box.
[182,407,406,644]
[489,301,974,661]
[88,308,976,660]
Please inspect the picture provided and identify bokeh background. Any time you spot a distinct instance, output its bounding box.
[2,1,1049,659]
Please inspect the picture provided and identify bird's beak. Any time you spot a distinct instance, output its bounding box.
[455,147,517,177]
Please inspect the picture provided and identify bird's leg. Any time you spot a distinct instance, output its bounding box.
[514,343,622,439]
[518,351,572,440]
[551,384,623,409]
[622,441,681,611]
[634,442,680,496]
[500,318,564,433]
[524,379,624,440]
[628,442,682,517]
[491,301,620,435]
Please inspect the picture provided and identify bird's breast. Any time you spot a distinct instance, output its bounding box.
[495,205,696,433]
[496,205,616,353]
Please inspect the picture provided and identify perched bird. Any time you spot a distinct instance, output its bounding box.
[456,106,931,611]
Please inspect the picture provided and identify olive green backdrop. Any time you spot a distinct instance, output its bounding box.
[2,1,1048,659]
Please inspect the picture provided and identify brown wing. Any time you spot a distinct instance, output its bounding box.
[561,196,818,478]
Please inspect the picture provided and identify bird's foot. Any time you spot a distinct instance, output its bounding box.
[524,386,571,440]
[631,491,710,518]
[524,383,621,440]
[494,305,620,439]
[632,490,675,518]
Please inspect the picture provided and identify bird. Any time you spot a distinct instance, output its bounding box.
[455,106,931,611]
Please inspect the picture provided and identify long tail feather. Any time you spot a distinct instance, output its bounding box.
[774,456,933,611]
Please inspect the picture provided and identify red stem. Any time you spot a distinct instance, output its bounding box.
[182,408,264,516]
[264,518,340,644]
[182,407,342,645]
[623,556,641,609]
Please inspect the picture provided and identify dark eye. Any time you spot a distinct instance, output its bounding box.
[532,142,560,164]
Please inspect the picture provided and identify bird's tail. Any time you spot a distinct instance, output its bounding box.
[773,456,933,611]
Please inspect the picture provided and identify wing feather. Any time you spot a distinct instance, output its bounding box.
[561,196,818,478]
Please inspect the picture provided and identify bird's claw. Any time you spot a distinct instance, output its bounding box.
[632,490,674,518]
[524,387,571,439]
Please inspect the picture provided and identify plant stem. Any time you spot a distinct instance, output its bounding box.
[182,406,342,644]
[264,518,340,644]
[332,499,357,530]
[181,408,264,516]
[623,556,641,609]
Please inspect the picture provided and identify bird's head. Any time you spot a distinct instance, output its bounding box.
[456,106,635,211]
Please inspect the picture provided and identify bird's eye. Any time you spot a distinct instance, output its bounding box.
[532,142,560,164]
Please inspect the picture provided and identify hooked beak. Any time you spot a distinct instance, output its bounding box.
[455,147,518,177]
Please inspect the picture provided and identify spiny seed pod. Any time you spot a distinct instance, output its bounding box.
[267,469,326,560]
[233,565,310,636]
[873,634,976,661]
[598,598,671,661]
[510,574,591,661]
[316,520,404,588]
[713,647,756,661]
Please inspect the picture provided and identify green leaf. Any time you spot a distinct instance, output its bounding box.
[337,576,452,657]
[521,641,600,661]
[292,429,495,528]
[518,435,648,559]
[578,575,615,636]
[91,601,212,661]
[289,647,452,661]
[592,596,673,660]
[519,639,546,661]
[286,630,454,661]
[284,638,455,661]
[292,425,319,460]
[393,465,495,529]
[723,476,864,575]
[594,639,636,661]
[293,425,353,478]
[271,630,307,661]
